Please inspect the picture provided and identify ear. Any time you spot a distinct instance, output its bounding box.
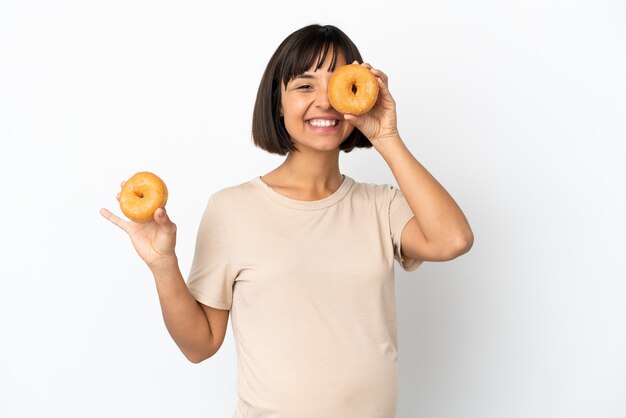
[279,104,284,117]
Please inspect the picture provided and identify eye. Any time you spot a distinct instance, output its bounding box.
[296,84,313,90]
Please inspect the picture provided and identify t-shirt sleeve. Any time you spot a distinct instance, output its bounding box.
[186,195,235,310]
[388,185,424,272]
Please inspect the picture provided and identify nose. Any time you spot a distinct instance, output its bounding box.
[315,83,332,109]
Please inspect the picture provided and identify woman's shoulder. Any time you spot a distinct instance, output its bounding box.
[349,176,398,199]
[206,177,259,207]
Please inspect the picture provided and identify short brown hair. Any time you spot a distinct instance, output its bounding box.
[252,24,374,155]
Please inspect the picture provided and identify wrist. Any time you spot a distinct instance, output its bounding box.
[372,131,403,150]
[148,254,179,275]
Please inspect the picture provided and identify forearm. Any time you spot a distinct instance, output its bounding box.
[375,134,474,248]
[150,256,214,363]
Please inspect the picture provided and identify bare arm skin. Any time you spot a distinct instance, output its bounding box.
[344,63,474,262]
[100,182,228,363]
[150,255,229,363]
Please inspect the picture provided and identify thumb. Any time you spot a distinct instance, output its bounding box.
[155,207,169,224]
[343,113,363,129]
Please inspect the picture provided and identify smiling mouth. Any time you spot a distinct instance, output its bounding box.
[308,119,339,127]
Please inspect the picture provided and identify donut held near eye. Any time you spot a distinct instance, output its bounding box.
[119,171,168,223]
[328,63,379,115]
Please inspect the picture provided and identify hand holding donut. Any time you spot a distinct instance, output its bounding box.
[100,172,177,271]
[329,61,399,145]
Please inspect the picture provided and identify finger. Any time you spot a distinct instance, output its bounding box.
[100,208,130,232]
[155,207,171,225]
[155,207,177,232]
[378,76,388,92]
[343,113,364,130]
[370,68,388,84]
[374,73,393,101]
[117,180,127,201]
[360,62,373,69]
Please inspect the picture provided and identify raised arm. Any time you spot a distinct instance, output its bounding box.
[344,63,474,261]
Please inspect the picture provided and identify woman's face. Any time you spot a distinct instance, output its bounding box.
[280,50,354,153]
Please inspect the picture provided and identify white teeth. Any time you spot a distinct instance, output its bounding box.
[309,119,337,127]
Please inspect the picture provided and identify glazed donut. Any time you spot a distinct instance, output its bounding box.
[328,63,379,115]
[119,171,168,223]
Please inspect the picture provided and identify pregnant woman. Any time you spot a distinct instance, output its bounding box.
[100,23,474,418]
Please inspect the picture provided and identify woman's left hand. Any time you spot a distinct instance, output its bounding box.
[342,62,399,145]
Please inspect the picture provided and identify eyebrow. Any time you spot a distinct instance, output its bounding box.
[291,73,316,81]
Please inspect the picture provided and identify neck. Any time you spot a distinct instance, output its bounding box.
[281,150,342,186]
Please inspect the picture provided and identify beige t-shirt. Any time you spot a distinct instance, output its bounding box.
[186,174,422,418]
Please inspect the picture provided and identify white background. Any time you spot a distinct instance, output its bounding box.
[1,0,624,417]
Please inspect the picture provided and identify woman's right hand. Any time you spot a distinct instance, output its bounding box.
[100,181,177,271]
